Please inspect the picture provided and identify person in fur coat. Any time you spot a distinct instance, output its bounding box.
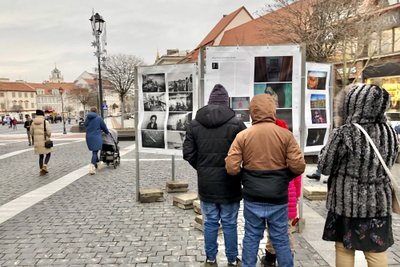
[30,109,52,176]
[318,84,399,267]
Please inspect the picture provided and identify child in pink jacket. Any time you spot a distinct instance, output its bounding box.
[261,118,302,267]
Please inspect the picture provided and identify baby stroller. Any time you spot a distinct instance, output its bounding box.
[100,128,120,168]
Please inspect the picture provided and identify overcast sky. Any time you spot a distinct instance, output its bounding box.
[0,1,270,83]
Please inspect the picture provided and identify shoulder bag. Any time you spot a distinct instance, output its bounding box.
[353,123,400,215]
[44,120,53,148]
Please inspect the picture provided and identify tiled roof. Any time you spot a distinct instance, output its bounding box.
[219,2,300,46]
[0,82,36,92]
[183,6,252,63]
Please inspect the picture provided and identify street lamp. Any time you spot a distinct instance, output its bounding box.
[90,12,105,118]
[58,87,67,134]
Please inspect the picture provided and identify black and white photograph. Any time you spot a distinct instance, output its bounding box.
[168,73,193,92]
[310,94,326,108]
[234,110,250,122]
[169,93,193,111]
[141,130,165,149]
[306,128,327,146]
[142,73,166,92]
[276,109,293,131]
[254,56,293,82]
[167,131,186,150]
[143,93,166,111]
[231,97,250,109]
[141,112,165,131]
[167,112,192,131]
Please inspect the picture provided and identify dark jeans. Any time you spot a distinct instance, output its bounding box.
[39,153,51,168]
[91,151,99,165]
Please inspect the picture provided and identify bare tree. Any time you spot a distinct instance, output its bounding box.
[259,0,391,89]
[102,54,144,128]
[68,88,97,115]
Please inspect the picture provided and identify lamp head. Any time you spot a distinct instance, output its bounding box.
[90,12,105,35]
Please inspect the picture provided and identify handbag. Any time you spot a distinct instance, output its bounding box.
[44,120,53,148]
[353,123,400,215]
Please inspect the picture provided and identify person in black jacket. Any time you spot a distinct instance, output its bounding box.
[24,114,33,146]
[183,84,246,267]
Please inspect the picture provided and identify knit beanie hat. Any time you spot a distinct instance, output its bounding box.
[208,84,229,106]
[36,109,45,116]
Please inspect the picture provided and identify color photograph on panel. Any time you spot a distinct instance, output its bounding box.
[142,73,166,92]
[307,71,327,90]
[254,56,293,82]
[310,94,326,108]
[311,109,327,124]
[306,128,327,146]
[253,83,292,108]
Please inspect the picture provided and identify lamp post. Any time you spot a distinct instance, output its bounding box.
[90,12,105,118]
[58,87,67,134]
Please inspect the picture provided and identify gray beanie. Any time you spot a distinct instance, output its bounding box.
[208,84,229,106]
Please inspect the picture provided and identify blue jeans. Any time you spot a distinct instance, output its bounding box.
[200,201,240,263]
[91,150,99,165]
[242,200,292,267]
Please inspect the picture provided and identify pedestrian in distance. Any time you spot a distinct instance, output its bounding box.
[225,94,305,267]
[84,107,109,175]
[30,109,52,176]
[261,118,302,267]
[24,114,33,146]
[12,117,17,130]
[183,84,247,267]
[318,84,398,267]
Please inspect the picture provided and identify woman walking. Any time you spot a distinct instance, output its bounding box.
[30,109,52,176]
[318,84,398,267]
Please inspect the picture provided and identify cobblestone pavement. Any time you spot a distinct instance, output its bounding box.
[0,137,398,266]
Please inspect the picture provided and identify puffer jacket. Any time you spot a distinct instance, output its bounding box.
[226,94,305,204]
[30,116,52,155]
[183,104,246,204]
[318,84,399,218]
[84,112,109,151]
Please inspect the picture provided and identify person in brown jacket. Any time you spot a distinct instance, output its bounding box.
[225,94,305,267]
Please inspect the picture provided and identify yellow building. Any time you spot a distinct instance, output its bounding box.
[0,82,37,121]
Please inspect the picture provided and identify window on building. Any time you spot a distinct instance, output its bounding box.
[0,103,5,109]
[381,29,393,54]
[12,92,15,97]
[18,92,22,97]
[37,89,44,95]
[24,102,28,108]
[368,32,380,56]
[31,103,34,108]
[0,92,4,97]
[24,92,27,97]
[31,92,34,97]
[395,27,400,52]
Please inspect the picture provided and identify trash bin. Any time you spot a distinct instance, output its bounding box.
[78,121,86,132]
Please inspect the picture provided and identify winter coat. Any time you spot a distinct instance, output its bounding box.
[318,84,399,218]
[225,94,305,204]
[84,112,109,151]
[183,104,246,204]
[30,116,52,155]
[276,118,302,218]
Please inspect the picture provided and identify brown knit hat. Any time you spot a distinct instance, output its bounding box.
[208,84,229,106]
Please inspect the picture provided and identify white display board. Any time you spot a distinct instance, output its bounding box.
[137,63,197,155]
[303,62,332,154]
[204,45,304,142]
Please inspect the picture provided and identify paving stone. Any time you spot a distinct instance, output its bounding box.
[166,180,189,193]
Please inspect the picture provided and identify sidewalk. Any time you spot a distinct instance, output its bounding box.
[0,143,399,266]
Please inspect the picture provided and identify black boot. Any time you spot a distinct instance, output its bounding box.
[261,250,276,267]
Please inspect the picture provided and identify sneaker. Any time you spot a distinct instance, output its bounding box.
[227,257,241,266]
[89,164,96,175]
[42,164,48,173]
[306,173,321,181]
[202,259,218,267]
[97,161,105,170]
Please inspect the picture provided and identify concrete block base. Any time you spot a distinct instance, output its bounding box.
[166,180,189,193]
[173,191,198,210]
[139,188,164,203]
[193,200,201,215]
[304,186,327,201]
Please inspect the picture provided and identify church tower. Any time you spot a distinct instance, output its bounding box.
[49,65,64,83]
